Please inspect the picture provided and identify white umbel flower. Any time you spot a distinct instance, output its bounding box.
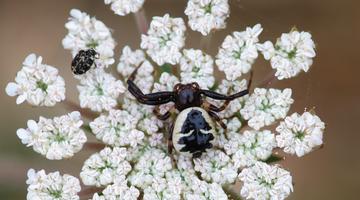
[117,46,146,77]
[129,148,172,189]
[143,172,183,200]
[90,109,144,147]
[185,0,230,35]
[62,9,116,67]
[224,130,276,168]
[16,111,86,160]
[182,172,228,200]
[26,169,81,200]
[194,149,238,185]
[6,54,65,106]
[216,24,263,80]
[91,176,140,200]
[240,88,294,130]
[104,0,145,16]
[80,147,132,186]
[276,111,325,157]
[239,162,293,200]
[141,14,186,65]
[258,30,316,79]
[77,68,126,112]
[180,49,215,89]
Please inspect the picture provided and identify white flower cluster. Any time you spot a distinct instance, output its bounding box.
[258,30,316,79]
[80,147,132,186]
[180,49,215,89]
[239,162,293,200]
[77,68,126,112]
[6,54,65,106]
[104,0,145,16]
[141,14,186,65]
[225,130,276,168]
[185,0,230,35]
[62,9,116,67]
[16,111,86,160]
[90,109,145,147]
[241,88,294,130]
[276,111,325,157]
[117,46,146,77]
[194,149,238,184]
[26,169,81,200]
[92,176,140,200]
[216,24,263,81]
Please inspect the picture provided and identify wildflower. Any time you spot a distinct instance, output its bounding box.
[276,111,325,157]
[91,176,140,200]
[5,54,65,106]
[104,0,145,16]
[194,149,238,185]
[26,169,81,200]
[180,49,215,89]
[224,130,276,168]
[62,9,116,68]
[16,111,86,160]
[117,46,146,77]
[141,14,186,65]
[258,30,316,79]
[80,147,132,186]
[77,68,126,112]
[129,148,172,189]
[216,24,263,80]
[143,172,182,200]
[240,88,294,130]
[185,0,230,35]
[90,109,144,147]
[239,162,293,200]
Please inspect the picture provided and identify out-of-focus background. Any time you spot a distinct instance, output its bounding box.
[0,0,359,199]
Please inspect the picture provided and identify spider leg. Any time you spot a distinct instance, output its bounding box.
[127,68,175,105]
[207,110,227,130]
[153,106,171,120]
[168,123,174,155]
[203,100,230,113]
[201,71,253,101]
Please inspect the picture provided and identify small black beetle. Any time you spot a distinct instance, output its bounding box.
[71,49,99,75]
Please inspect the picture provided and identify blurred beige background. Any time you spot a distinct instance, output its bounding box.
[0,0,359,199]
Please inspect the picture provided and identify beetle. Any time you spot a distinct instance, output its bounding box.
[71,49,99,75]
[127,67,252,158]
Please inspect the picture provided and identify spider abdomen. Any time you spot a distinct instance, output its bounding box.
[173,107,216,158]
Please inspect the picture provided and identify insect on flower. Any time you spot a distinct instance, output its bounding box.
[127,68,253,158]
[71,49,99,75]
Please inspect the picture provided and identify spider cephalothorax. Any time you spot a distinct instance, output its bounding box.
[71,49,99,75]
[127,68,252,158]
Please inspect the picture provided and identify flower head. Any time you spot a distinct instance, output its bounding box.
[180,49,215,89]
[258,30,316,79]
[16,111,86,160]
[216,24,263,80]
[276,111,325,157]
[6,54,65,106]
[185,0,230,35]
[117,46,146,77]
[239,162,293,200]
[91,176,140,200]
[141,14,186,65]
[104,0,145,16]
[80,147,132,186]
[26,169,81,200]
[62,9,116,68]
[77,68,126,112]
[225,130,276,168]
[240,88,294,130]
[90,109,145,147]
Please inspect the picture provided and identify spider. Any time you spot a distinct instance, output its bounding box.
[71,49,99,75]
[127,68,252,158]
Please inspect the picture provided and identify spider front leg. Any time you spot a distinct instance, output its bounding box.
[207,110,227,130]
[153,105,171,120]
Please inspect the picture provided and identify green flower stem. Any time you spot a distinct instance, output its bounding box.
[133,8,148,34]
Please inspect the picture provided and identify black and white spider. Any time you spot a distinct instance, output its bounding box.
[127,68,252,158]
